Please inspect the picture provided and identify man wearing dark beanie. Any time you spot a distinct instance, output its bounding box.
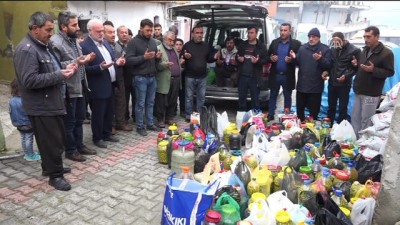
[290,27,333,121]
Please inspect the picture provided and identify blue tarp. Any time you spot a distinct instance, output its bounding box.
[292,47,400,120]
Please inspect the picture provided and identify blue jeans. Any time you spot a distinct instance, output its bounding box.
[20,131,34,155]
[268,74,292,116]
[185,77,207,118]
[238,75,260,111]
[134,75,156,127]
[64,97,85,153]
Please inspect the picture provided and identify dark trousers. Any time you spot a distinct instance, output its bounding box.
[64,97,85,155]
[90,96,114,142]
[296,91,322,121]
[178,74,185,113]
[238,75,260,111]
[155,77,181,121]
[29,115,65,178]
[215,66,238,87]
[114,80,126,127]
[327,85,351,124]
[124,73,135,121]
[268,74,292,116]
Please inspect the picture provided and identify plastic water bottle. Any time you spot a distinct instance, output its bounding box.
[304,145,313,166]
[311,159,322,176]
[178,166,194,180]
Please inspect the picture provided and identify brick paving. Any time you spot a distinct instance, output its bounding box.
[0,83,186,224]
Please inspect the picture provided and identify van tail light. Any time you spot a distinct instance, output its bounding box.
[262,63,271,77]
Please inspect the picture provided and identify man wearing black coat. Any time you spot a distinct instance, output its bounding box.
[327,32,360,124]
[267,23,301,121]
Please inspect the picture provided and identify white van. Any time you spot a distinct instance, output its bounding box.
[294,23,330,45]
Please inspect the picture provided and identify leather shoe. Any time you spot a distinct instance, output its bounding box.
[93,140,108,148]
[267,115,275,122]
[78,146,97,155]
[157,120,165,128]
[48,177,71,191]
[42,167,71,177]
[166,120,175,126]
[137,127,148,136]
[111,127,116,135]
[104,136,119,142]
[116,124,133,131]
[147,124,160,131]
[65,152,86,162]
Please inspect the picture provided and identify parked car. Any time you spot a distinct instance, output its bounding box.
[168,2,280,107]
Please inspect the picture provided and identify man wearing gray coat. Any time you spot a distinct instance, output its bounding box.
[51,11,97,162]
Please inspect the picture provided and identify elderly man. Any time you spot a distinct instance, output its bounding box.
[351,26,394,138]
[14,11,77,191]
[290,27,333,121]
[51,11,97,162]
[155,31,182,128]
[80,19,125,148]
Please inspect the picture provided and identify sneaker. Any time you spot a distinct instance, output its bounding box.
[24,153,41,161]
[137,127,148,136]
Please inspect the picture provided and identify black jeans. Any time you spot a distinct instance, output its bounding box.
[296,91,322,121]
[238,75,259,111]
[64,97,85,154]
[29,115,65,178]
[327,85,351,123]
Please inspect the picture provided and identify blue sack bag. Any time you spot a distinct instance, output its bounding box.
[161,174,220,225]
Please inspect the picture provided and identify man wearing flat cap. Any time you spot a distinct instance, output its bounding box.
[290,27,333,121]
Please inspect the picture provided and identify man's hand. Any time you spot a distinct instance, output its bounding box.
[66,62,78,73]
[214,50,221,60]
[289,50,296,59]
[351,55,358,66]
[285,56,293,63]
[115,56,126,66]
[180,55,185,65]
[360,61,374,72]
[251,54,259,64]
[321,71,329,80]
[100,61,114,69]
[164,60,173,69]
[270,54,278,62]
[313,51,322,61]
[337,75,346,82]
[76,52,96,65]
[61,69,75,79]
[144,48,156,60]
[184,50,191,59]
[237,55,244,63]
[156,49,162,59]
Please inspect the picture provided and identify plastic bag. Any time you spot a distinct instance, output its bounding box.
[371,110,393,130]
[260,139,290,167]
[236,111,246,130]
[213,192,241,225]
[250,129,269,152]
[314,192,353,225]
[289,131,304,150]
[280,167,303,204]
[240,122,255,146]
[323,140,341,160]
[234,157,251,190]
[217,111,230,138]
[287,148,308,172]
[245,199,276,225]
[354,153,383,183]
[252,115,266,130]
[266,190,295,216]
[302,128,319,145]
[194,149,211,174]
[350,197,375,225]
[332,120,356,143]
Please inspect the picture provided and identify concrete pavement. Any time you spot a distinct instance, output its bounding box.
[0,83,179,224]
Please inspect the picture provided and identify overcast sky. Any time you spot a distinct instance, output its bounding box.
[360,1,400,28]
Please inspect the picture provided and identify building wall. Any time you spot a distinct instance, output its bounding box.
[0,1,67,83]
[67,1,176,39]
